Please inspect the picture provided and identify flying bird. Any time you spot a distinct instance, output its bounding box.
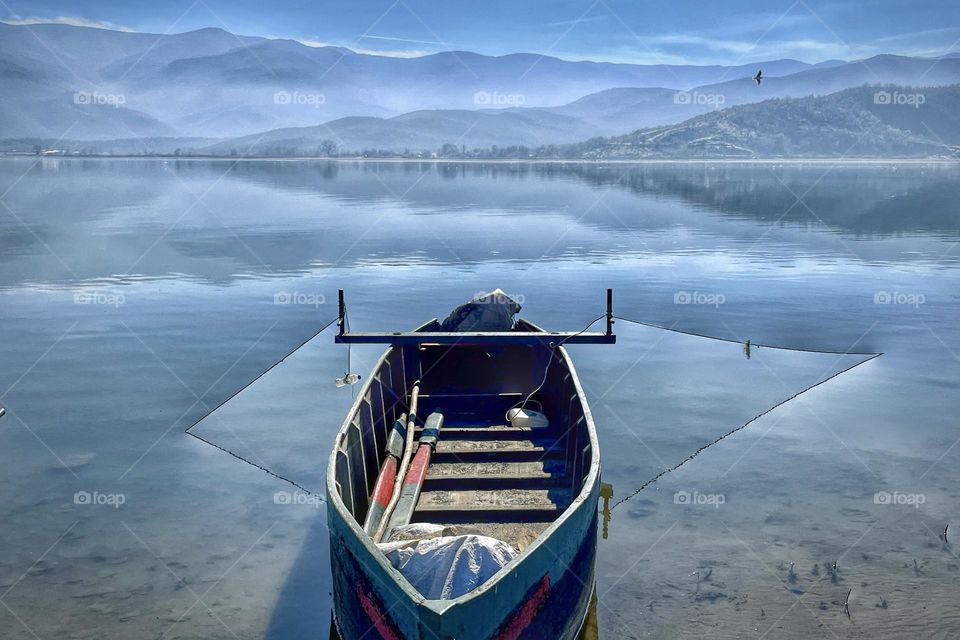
[753,69,763,85]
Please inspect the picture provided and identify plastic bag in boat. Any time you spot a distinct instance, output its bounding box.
[378,526,518,600]
[440,289,521,332]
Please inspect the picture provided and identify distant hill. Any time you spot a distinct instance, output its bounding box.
[4,21,960,156]
[202,109,592,156]
[0,22,838,139]
[554,85,960,159]
[9,85,959,160]
[0,24,266,139]
[0,21,945,141]
[203,57,960,155]
[539,54,960,135]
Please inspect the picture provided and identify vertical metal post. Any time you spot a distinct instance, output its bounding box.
[606,288,613,336]
[338,289,345,335]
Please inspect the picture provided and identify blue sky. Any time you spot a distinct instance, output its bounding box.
[3,0,959,64]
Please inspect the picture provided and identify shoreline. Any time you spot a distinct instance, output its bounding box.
[1,155,958,165]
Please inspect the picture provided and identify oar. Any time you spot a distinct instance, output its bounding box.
[382,409,444,536]
[362,412,407,537]
[373,382,420,542]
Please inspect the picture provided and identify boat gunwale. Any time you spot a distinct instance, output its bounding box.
[325,320,602,613]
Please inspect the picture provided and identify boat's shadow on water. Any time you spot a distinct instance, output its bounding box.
[265,511,334,640]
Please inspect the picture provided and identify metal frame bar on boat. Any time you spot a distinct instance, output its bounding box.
[334,289,617,345]
[327,299,606,639]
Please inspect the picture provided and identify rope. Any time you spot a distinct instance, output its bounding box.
[613,315,881,356]
[609,317,883,510]
[510,313,608,418]
[184,316,339,499]
[185,430,322,497]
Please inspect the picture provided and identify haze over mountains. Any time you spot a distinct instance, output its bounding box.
[208,58,960,156]
[1,22,959,157]
[0,22,844,140]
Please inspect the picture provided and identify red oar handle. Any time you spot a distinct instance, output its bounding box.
[383,410,444,535]
[363,456,399,536]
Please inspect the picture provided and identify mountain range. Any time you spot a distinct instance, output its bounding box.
[552,85,960,159]
[205,56,960,156]
[0,22,848,140]
[1,22,959,158]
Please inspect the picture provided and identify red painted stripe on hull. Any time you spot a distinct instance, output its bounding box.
[494,575,551,640]
[355,583,402,640]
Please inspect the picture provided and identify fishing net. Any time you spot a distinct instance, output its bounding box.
[186,313,879,509]
[567,317,879,511]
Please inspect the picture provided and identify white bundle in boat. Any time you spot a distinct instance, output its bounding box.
[378,524,518,600]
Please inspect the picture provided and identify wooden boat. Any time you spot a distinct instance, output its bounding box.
[327,292,615,640]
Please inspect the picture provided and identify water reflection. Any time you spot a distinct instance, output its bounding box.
[1,159,959,639]
[553,163,960,236]
[1,160,958,290]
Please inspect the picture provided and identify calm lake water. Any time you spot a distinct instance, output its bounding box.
[1,158,959,639]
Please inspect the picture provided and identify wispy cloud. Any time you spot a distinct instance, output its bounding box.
[560,30,957,67]
[292,38,336,48]
[648,33,860,58]
[293,37,429,58]
[0,15,136,32]
[648,30,960,64]
[873,26,960,44]
[361,34,445,46]
[543,14,609,29]
[5,10,958,67]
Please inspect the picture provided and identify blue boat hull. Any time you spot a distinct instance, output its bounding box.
[329,508,597,640]
[327,322,602,639]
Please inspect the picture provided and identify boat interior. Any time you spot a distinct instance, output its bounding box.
[332,319,595,551]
